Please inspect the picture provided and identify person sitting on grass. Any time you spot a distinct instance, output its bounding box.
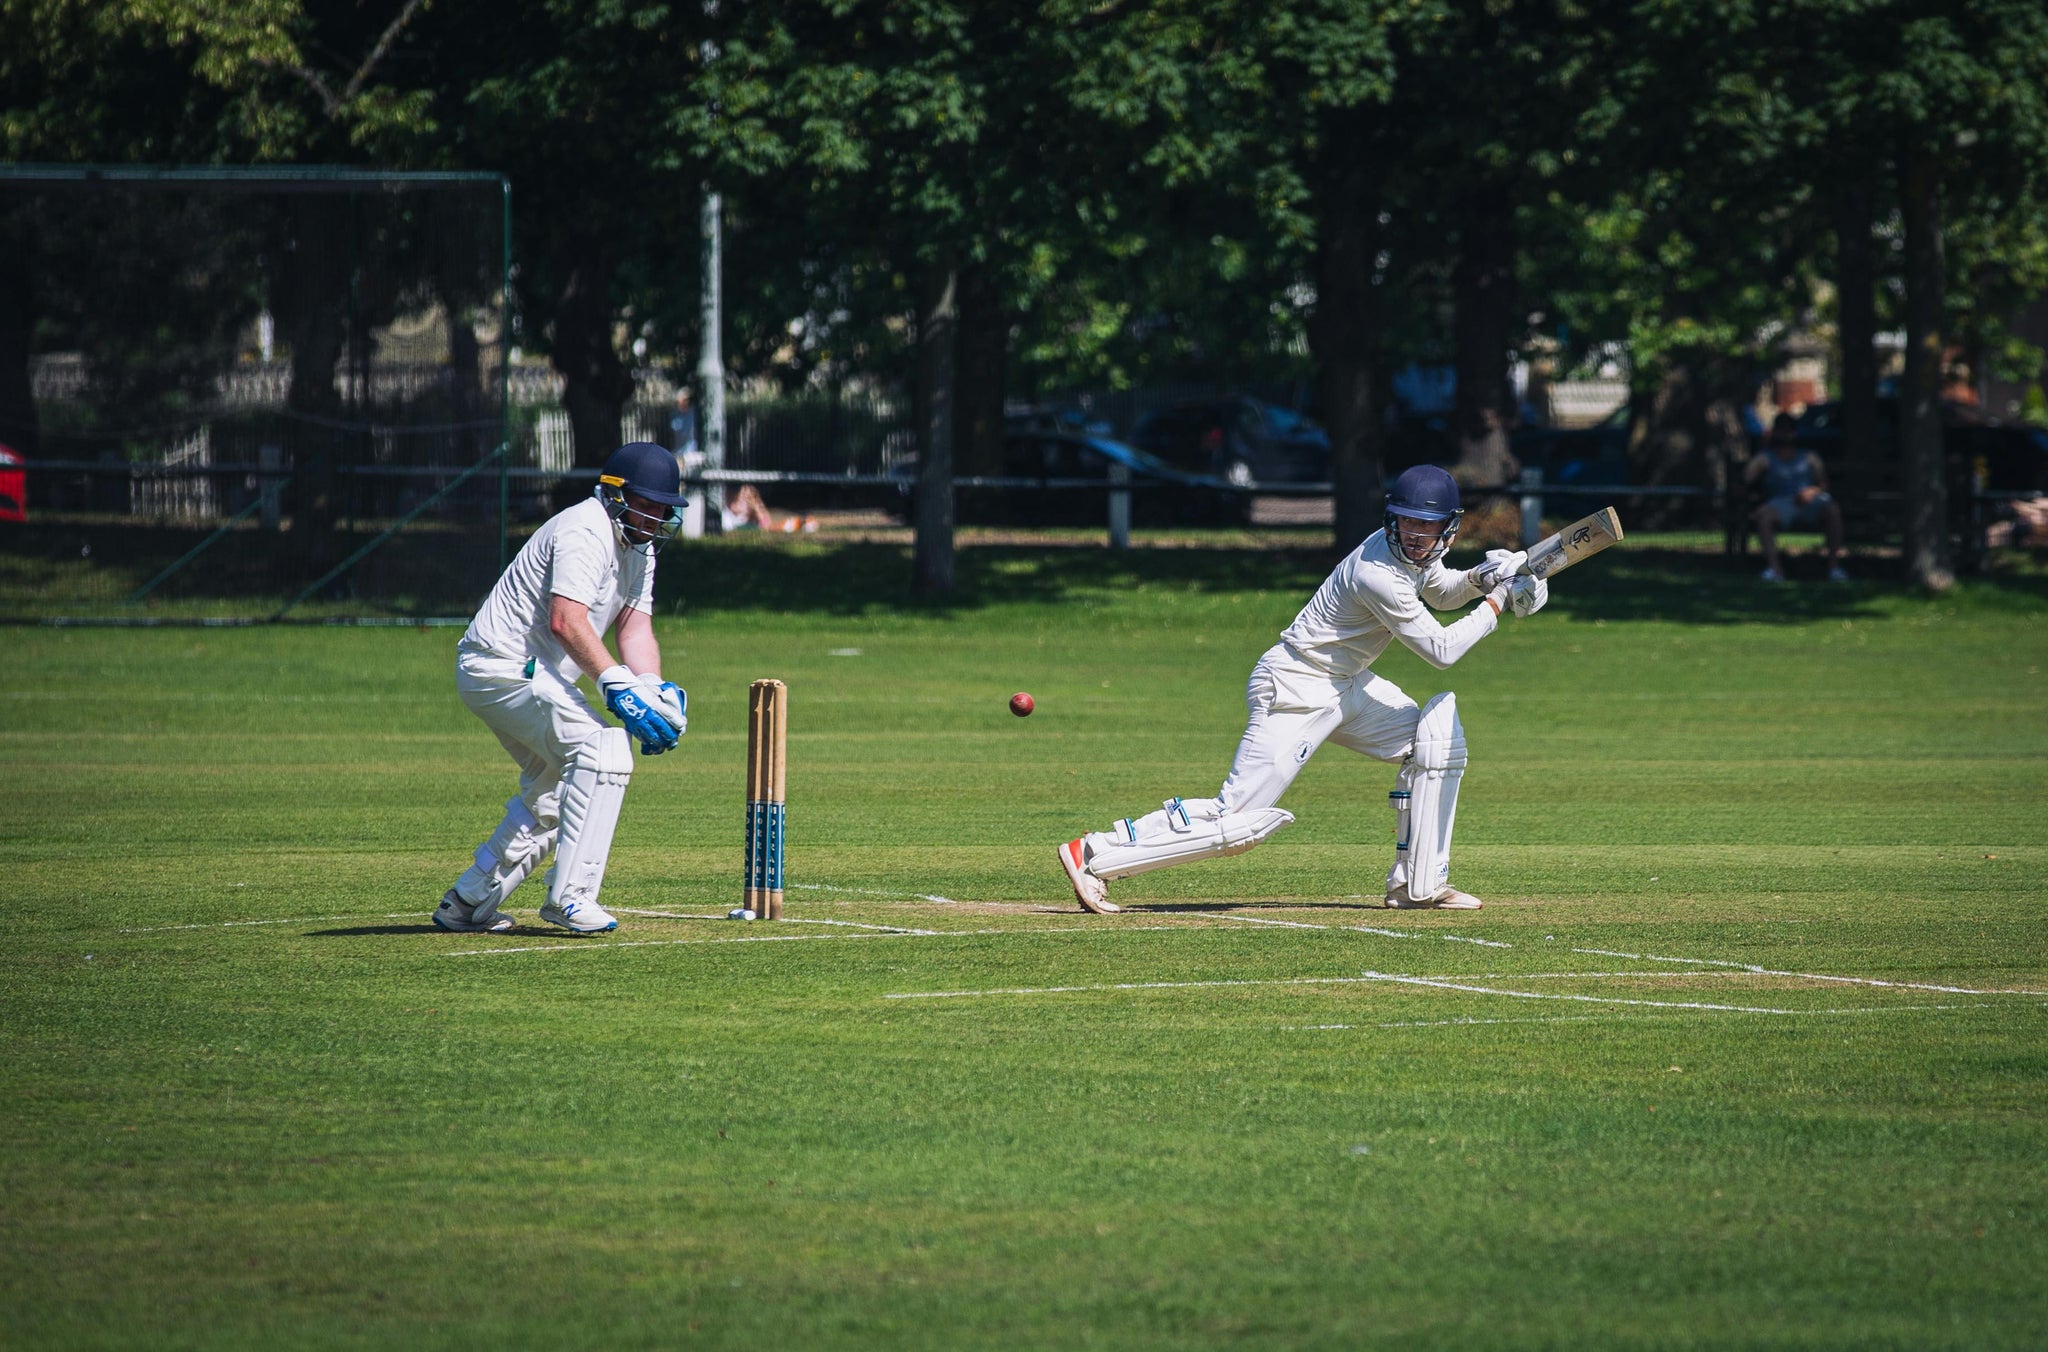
[1745,412,1847,582]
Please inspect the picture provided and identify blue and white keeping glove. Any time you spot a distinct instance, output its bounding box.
[636,675,687,739]
[600,665,680,754]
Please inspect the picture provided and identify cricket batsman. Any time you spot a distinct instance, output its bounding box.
[433,441,690,935]
[1057,464,1547,914]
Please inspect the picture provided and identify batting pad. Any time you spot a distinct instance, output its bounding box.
[1085,807,1294,880]
[547,727,634,910]
[1387,692,1466,901]
[455,796,557,922]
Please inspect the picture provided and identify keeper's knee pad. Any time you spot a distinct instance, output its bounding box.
[548,728,634,908]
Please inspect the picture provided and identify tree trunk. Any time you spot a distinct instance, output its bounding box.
[953,261,1008,479]
[1310,114,1385,554]
[550,233,636,505]
[1452,179,1520,492]
[0,227,36,459]
[912,257,958,597]
[1832,183,1880,474]
[1631,361,1746,529]
[269,198,353,572]
[1898,141,1953,591]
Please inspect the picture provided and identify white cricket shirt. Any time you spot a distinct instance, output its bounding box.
[461,496,656,681]
[1277,528,1496,678]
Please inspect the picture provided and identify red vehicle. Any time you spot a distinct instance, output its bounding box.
[0,445,24,523]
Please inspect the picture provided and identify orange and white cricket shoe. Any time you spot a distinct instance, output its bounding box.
[1383,886,1483,910]
[1058,839,1119,914]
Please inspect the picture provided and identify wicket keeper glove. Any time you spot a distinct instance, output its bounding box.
[637,675,687,738]
[600,665,680,754]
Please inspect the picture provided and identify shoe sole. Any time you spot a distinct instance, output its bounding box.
[538,910,617,934]
[433,910,516,934]
[1383,896,1483,911]
[1058,842,1119,915]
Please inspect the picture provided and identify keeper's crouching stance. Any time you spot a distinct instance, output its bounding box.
[1058,465,1547,914]
[435,442,691,936]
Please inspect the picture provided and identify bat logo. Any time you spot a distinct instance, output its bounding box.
[1568,526,1593,546]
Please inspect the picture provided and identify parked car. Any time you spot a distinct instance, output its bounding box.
[893,430,1243,526]
[1129,397,1330,486]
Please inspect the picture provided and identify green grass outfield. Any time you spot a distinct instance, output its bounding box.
[4,538,2046,1349]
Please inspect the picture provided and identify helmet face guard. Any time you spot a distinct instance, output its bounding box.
[1384,465,1463,566]
[598,477,683,556]
[1384,507,1462,566]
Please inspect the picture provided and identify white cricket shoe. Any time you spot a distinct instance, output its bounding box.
[1058,839,1119,914]
[538,897,619,934]
[433,889,516,934]
[1384,885,1483,911]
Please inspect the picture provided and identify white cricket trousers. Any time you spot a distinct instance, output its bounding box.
[449,647,611,909]
[1089,643,1425,879]
[1214,643,1422,813]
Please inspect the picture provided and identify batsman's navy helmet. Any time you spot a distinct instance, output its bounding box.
[1384,464,1463,565]
[599,441,688,506]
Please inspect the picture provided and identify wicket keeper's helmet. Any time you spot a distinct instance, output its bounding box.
[596,441,689,555]
[1384,464,1463,566]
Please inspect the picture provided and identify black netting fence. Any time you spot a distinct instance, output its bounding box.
[0,166,510,621]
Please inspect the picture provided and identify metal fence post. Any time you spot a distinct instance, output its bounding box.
[258,444,282,531]
[1518,467,1544,549]
[1108,460,1131,549]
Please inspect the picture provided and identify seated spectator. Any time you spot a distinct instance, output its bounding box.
[1986,496,2048,549]
[1745,413,1847,582]
[720,483,816,534]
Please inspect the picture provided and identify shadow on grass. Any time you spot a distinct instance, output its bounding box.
[1136,900,1395,914]
[658,538,2048,625]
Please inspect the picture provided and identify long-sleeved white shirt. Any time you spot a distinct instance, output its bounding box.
[1277,527,1496,678]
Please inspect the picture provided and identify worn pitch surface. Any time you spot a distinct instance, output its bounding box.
[4,541,2046,1348]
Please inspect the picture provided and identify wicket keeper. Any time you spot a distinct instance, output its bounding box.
[1058,464,1546,914]
[434,442,689,935]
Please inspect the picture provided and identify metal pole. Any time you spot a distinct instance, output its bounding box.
[699,186,725,475]
[1519,466,1545,549]
[1107,459,1131,549]
[499,176,513,570]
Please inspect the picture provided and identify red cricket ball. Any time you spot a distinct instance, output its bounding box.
[1009,691,1035,717]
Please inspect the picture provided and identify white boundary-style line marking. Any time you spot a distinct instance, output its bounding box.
[440,921,1230,959]
[610,908,938,935]
[1572,946,2046,996]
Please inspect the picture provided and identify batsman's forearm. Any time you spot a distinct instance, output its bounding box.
[548,596,618,683]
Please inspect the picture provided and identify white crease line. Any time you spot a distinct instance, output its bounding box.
[1288,1004,1981,1031]
[1226,914,1509,948]
[1291,1014,1628,1031]
[1224,915,1332,931]
[1572,946,2044,997]
[444,921,1235,958]
[788,882,958,905]
[119,912,413,933]
[610,908,940,935]
[1360,971,1796,1014]
[886,975,1390,1001]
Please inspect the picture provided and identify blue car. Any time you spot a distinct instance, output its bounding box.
[893,430,1243,525]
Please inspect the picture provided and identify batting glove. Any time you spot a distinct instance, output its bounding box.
[1470,548,1528,592]
[1509,575,1549,617]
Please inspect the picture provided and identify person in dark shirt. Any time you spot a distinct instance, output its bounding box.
[1745,413,1847,582]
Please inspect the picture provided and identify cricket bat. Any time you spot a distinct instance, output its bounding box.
[1519,506,1623,580]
